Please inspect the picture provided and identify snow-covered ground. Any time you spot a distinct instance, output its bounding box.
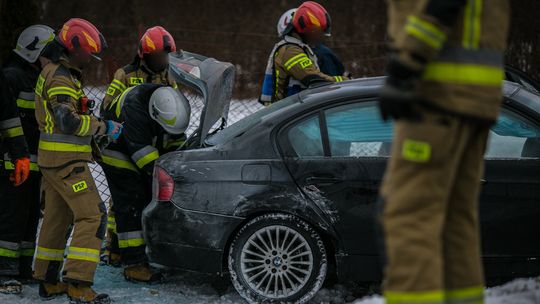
[1,265,540,303]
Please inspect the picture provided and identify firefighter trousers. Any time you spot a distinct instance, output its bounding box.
[380,108,490,304]
[102,165,151,266]
[0,171,40,278]
[34,162,106,285]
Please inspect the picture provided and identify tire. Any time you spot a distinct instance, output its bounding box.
[228,213,327,304]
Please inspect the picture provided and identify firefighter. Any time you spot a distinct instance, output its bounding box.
[100,84,189,282]
[259,2,348,105]
[0,25,55,295]
[100,26,177,266]
[33,18,122,303]
[101,26,177,112]
[0,72,31,294]
[378,1,509,303]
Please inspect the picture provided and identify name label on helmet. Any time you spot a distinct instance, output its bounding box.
[129,77,144,86]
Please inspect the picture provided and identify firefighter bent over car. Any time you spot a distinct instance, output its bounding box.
[100,84,189,282]
[33,18,122,303]
[100,25,178,267]
[378,1,509,304]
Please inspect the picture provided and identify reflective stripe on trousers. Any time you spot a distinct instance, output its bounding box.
[117,231,145,248]
[35,246,64,261]
[385,286,484,304]
[66,246,100,263]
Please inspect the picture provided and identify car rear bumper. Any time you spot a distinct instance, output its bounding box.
[142,199,244,273]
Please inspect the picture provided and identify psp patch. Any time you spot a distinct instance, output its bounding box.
[402,139,431,163]
[72,181,88,193]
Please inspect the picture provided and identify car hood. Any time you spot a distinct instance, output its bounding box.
[169,51,236,146]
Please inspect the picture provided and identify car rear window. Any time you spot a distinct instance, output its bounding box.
[206,95,300,145]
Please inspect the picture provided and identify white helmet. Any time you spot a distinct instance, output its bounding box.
[149,87,191,134]
[277,9,297,37]
[13,25,55,63]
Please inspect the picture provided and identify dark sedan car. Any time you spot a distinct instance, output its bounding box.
[142,54,540,304]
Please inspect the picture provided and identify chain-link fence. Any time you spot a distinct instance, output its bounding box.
[84,85,264,203]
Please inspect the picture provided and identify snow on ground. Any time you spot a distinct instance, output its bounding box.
[1,265,540,303]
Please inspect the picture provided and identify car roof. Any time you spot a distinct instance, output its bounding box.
[296,77,539,120]
[299,77,523,103]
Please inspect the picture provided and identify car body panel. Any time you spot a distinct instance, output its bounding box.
[143,77,540,282]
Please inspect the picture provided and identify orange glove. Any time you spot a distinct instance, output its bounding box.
[9,157,30,186]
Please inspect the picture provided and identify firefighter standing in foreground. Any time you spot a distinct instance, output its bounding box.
[0,24,55,295]
[259,1,348,105]
[33,18,122,303]
[101,84,190,282]
[378,1,509,303]
[100,26,178,267]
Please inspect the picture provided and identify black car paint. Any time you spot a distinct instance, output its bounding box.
[143,78,540,283]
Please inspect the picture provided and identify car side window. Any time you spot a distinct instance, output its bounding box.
[487,108,540,159]
[287,115,324,157]
[324,102,394,157]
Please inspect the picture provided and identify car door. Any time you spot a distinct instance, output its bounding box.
[480,106,540,259]
[279,100,394,255]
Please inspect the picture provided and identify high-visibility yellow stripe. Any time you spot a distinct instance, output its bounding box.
[284,53,309,69]
[114,86,136,118]
[135,150,159,169]
[77,115,90,136]
[385,290,445,304]
[274,68,280,101]
[39,140,92,153]
[285,56,312,71]
[47,86,82,98]
[3,160,40,171]
[0,248,20,258]
[334,76,343,82]
[463,0,483,49]
[446,286,484,301]
[17,99,35,109]
[118,238,145,248]
[102,155,138,172]
[43,99,54,134]
[1,127,24,138]
[112,79,127,91]
[66,246,100,263]
[35,246,64,261]
[405,15,447,50]
[423,62,504,86]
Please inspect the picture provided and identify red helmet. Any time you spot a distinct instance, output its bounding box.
[292,1,332,36]
[138,26,176,58]
[57,18,107,60]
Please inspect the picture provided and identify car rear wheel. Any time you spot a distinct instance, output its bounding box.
[228,213,327,304]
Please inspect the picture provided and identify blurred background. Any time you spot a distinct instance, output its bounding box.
[0,0,538,99]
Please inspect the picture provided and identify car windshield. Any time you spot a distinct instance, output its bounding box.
[206,95,300,146]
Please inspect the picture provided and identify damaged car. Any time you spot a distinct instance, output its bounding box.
[142,52,540,304]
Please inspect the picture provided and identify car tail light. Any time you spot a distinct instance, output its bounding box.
[153,166,174,201]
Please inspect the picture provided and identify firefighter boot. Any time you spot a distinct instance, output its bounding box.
[39,281,68,299]
[123,263,162,283]
[68,283,110,304]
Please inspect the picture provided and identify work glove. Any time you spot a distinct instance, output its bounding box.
[379,58,423,121]
[10,157,30,186]
[106,120,123,141]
